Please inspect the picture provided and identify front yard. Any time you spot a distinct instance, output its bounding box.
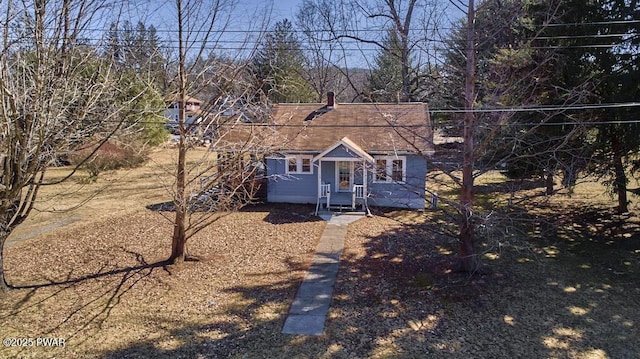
[2,203,639,358]
[1,148,639,358]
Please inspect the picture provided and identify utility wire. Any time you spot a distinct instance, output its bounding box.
[6,30,638,44]
[29,101,640,113]
[6,19,637,34]
[430,102,640,113]
[97,118,640,127]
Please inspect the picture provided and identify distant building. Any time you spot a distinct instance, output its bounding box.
[164,94,205,132]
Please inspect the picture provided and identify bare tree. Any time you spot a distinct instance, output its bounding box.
[0,0,148,292]
[163,0,274,264]
[295,0,351,102]
[296,0,448,102]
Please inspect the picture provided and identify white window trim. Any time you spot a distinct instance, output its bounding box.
[373,156,406,184]
[285,155,314,174]
[335,161,355,192]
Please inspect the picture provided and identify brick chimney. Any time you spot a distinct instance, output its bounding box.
[327,92,335,109]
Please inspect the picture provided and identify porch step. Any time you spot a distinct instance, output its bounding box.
[327,204,355,211]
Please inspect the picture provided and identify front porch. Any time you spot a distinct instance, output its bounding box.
[315,182,368,214]
[312,138,374,215]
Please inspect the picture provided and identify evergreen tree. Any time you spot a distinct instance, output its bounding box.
[442,0,602,190]
[105,21,166,90]
[251,19,314,103]
[367,29,405,102]
[484,0,599,188]
[442,0,639,221]
[105,21,167,146]
[580,0,640,212]
[117,72,167,146]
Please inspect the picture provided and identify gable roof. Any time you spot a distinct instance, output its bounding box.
[313,137,375,163]
[165,94,204,104]
[271,101,433,155]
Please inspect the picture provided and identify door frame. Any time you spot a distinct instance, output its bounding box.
[335,161,354,192]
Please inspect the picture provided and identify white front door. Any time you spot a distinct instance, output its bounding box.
[336,161,353,192]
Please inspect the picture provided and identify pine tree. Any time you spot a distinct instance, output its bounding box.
[583,0,640,212]
[251,19,314,103]
[367,29,405,102]
[104,20,167,146]
[105,21,166,90]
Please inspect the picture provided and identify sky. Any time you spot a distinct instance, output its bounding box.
[135,0,302,29]
[265,0,300,21]
[125,0,463,68]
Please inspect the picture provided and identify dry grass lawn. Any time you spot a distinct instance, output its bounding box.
[1,148,639,358]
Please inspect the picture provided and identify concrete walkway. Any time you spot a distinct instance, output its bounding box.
[281,213,363,335]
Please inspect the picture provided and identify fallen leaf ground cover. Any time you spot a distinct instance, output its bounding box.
[1,206,325,358]
[1,148,639,358]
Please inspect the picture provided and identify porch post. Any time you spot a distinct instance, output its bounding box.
[363,159,368,210]
[317,159,322,199]
[363,158,367,195]
[315,159,322,215]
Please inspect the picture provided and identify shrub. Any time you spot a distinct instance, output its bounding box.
[69,141,147,181]
[140,114,169,147]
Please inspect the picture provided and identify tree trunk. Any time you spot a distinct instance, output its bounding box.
[545,168,554,195]
[612,134,628,213]
[169,130,188,263]
[458,210,479,272]
[0,231,10,293]
[169,207,187,263]
[401,45,410,102]
[458,0,479,273]
[169,0,189,264]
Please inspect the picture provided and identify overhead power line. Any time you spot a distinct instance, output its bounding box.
[36,101,640,114]
[430,102,640,113]
[101,118,640,128]
[18,19,636,34]
[4,19,638,36]
[4,38,637,53]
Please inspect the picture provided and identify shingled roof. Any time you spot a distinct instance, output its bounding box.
[215,94,434,156]
[270,99,433,156]
[164,94,204,104]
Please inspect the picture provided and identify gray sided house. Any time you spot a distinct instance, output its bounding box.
[266,93,434,213]
[164,94,206,132]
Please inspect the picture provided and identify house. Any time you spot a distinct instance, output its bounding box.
[164,94,206,132]
[264,92,434,213]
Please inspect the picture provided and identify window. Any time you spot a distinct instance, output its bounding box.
[302,157,311,173]
[376,159,387,182]
[286,155,313,174]
[374,156,406,183]
[288,157,297,173]
[392,159,403,182]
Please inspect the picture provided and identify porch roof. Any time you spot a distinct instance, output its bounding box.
[312,137,374,163]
